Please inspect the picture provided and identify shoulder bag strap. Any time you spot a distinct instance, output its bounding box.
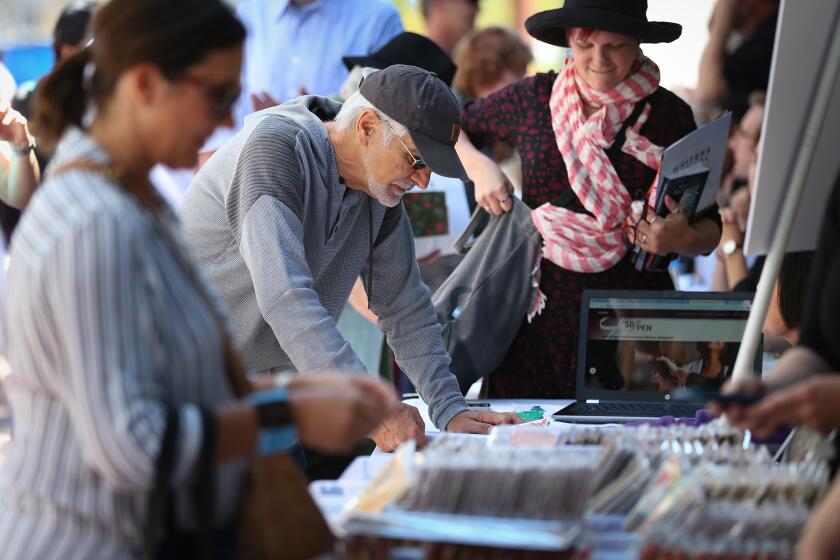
[142,407,179,560]
[606,95,651,161]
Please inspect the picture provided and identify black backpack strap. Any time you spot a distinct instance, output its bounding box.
[606,95,651,160]
[192,407,217,560]
[552,95,652,209]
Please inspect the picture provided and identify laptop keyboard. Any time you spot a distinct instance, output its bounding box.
[559,402,702,418]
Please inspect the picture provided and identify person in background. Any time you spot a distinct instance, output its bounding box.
[719,92,764,217]
[0,63,15,106]
[695,0,778,121]
[199,0,403,161]
[716,173,840,439]
[1,0,96,240]
[452,27,533,104]
[422,0,479,56]
[179,65,521,460]
[0,105,39,212]
[340,31,457,101]
[0,1,397,556]
[13,0,96,122]
[761,251,814,347]
[452,26,533,198]
[454,0,722,398]
[713,94,765,291]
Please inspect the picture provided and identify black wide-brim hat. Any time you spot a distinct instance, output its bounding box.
[525,0,682,47]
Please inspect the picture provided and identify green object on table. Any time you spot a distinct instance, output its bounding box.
[516,411,544,422]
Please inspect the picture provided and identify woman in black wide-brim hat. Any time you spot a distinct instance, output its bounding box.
[455,0,723,398]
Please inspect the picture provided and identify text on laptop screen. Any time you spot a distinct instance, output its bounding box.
[584,297,752,394]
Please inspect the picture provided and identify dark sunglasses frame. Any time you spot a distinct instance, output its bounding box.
[397,135,427,170]
[181,74,242,120]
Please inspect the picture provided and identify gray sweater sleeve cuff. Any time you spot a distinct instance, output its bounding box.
[430,396,469,431]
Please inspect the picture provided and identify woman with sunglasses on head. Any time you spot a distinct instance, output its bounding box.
[454,0,722,399]
[0,1,397,558]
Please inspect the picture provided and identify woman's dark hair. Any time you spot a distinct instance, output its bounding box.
[777,251,815,330]
[32,0,245,149]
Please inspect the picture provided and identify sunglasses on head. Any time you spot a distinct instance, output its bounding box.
[181,74,242,120]
[396,136,427,170]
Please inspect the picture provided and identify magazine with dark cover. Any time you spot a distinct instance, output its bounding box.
[633,112,732,271]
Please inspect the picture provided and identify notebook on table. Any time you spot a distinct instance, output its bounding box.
[553,290,760,423]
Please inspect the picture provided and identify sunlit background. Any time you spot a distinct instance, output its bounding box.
[1,0,714,93]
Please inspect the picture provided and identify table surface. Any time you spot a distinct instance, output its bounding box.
[310,398,639,559]
[401,397,575,434]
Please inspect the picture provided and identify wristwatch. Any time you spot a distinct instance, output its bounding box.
[248,387,298,455]
[11,141,36,156]
[721,239,742,255]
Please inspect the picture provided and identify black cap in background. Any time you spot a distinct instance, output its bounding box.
[54,1,96,48]
[342,32,457,87]
[359,64,468,181]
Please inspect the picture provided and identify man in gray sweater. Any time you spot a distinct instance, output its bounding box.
[180,65,518,451]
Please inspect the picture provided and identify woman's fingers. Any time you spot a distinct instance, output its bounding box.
[634,219,651,248]
[663,195,679,213]
[499,194,514,213]
[485,182,511,215]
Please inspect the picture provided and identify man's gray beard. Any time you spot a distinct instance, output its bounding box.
[362,147,402,207]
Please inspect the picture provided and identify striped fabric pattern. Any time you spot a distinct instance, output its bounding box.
[531,56,664,273]
[0,128,244,560]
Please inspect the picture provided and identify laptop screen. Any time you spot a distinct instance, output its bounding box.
[579,292,756,402]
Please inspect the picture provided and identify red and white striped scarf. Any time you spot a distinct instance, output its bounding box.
[531,56,664,273]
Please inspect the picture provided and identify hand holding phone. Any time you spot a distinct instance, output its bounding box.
[672,387,763,406]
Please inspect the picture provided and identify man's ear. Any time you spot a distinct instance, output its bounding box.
[356,109,379,147]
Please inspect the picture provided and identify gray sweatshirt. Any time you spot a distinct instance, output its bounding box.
[179,96,467,429]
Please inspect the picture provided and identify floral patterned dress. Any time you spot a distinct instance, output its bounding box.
[461,72,703,398]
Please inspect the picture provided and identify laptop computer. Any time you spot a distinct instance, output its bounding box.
[553,290,760,423]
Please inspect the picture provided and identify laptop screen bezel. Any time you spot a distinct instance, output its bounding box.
[576,290,762,403]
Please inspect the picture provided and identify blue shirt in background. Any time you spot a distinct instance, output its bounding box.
[204,0,403,151]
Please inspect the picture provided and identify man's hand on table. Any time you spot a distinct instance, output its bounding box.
[446,410,522,434]
[370,402,428,452]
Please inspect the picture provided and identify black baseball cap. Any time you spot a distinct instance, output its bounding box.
[54,1,96,48]
[342,32,457,87]
[359,64,468,181]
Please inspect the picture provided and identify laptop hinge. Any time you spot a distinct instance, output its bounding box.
[585,399,600,404]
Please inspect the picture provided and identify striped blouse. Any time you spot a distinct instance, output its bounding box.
[0,128,244,559]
